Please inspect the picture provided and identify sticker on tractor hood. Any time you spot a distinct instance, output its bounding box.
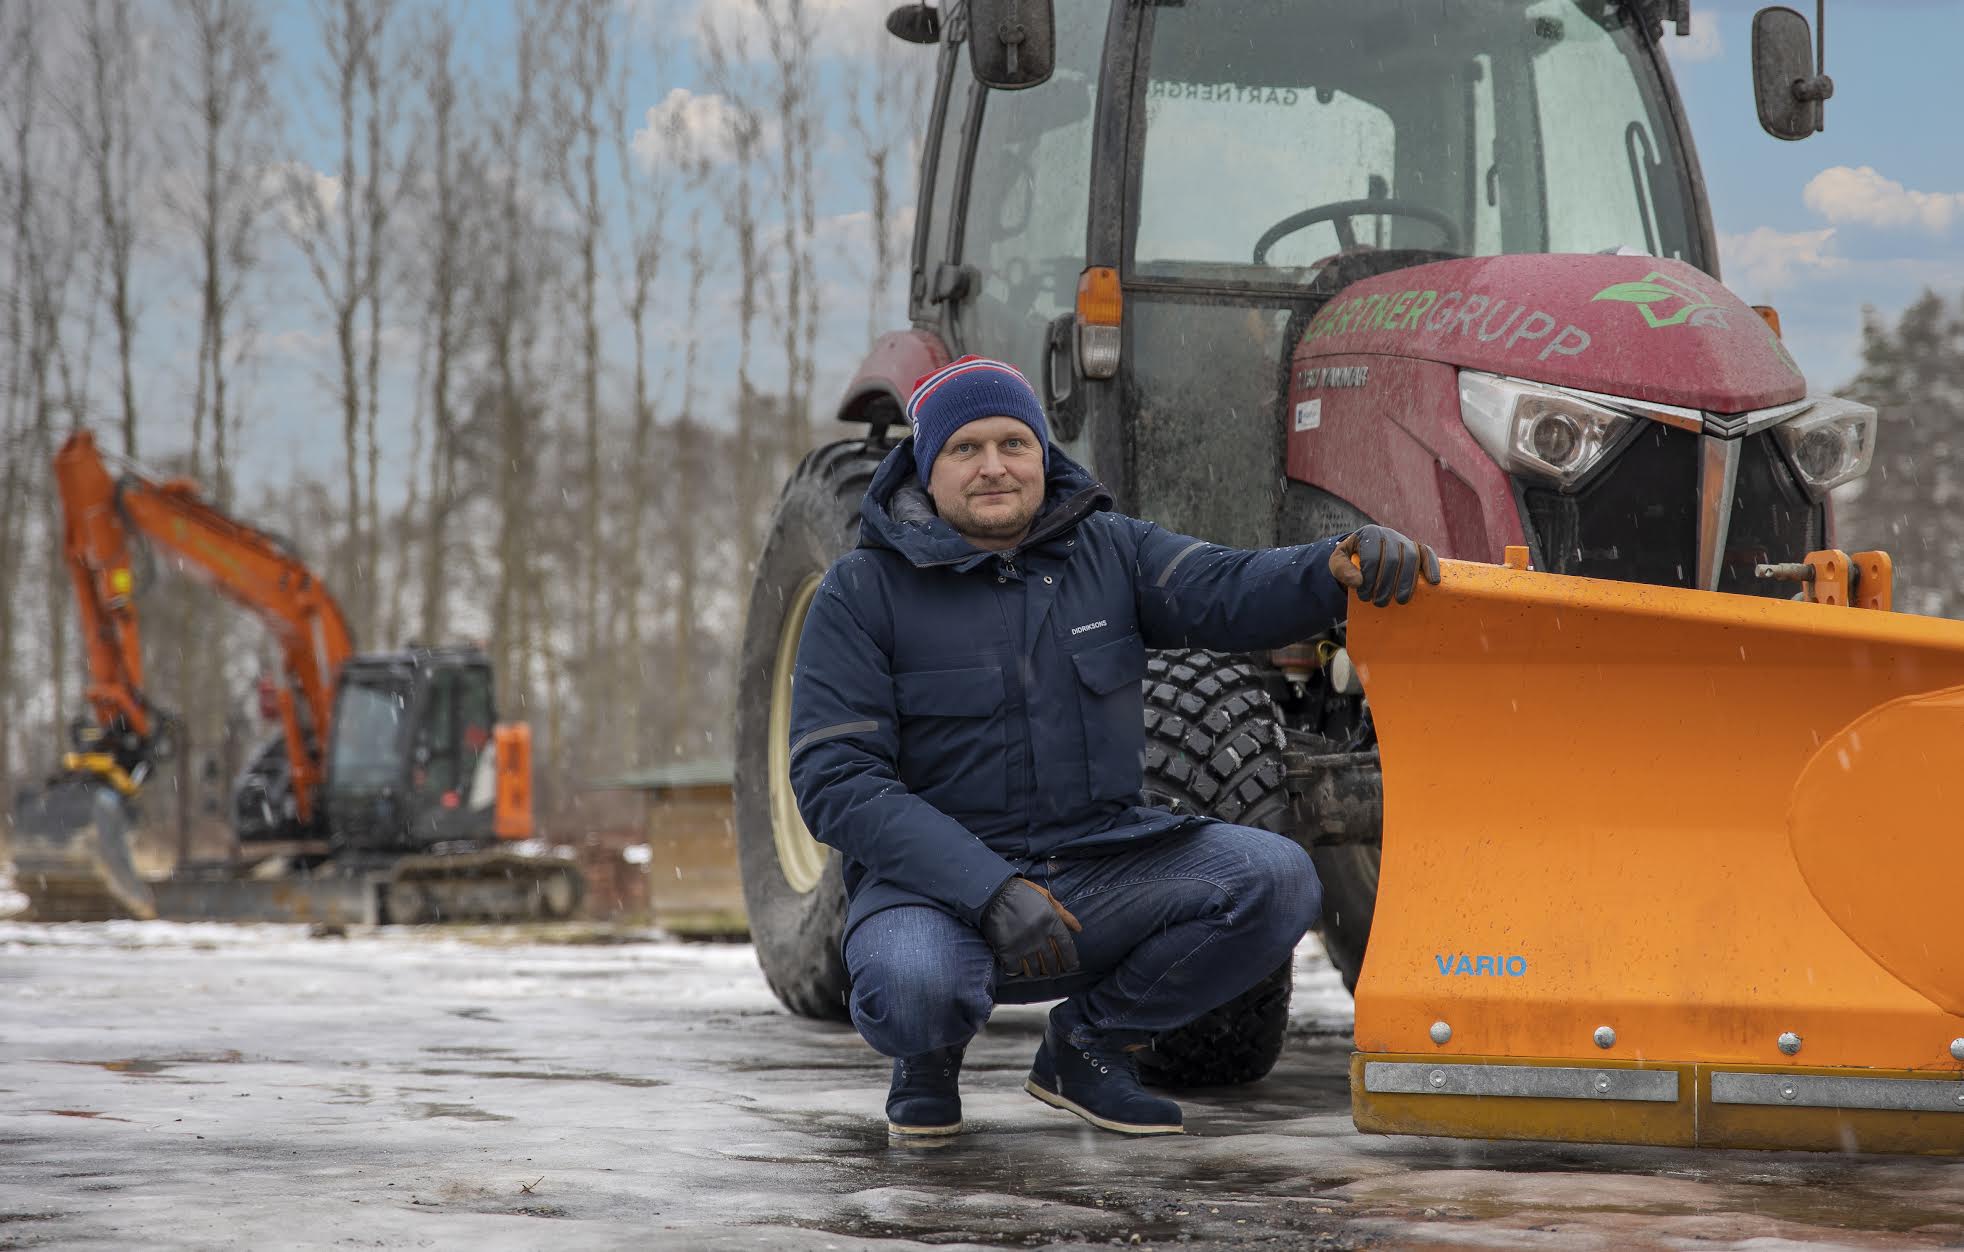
[1298,365,1370,389]
[1435,953,1528,977]
[1303,287,1593,363]
[1293,399,1321,432]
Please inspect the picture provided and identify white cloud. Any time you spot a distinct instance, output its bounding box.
[1803,165,1964,234]
[260,161,343,234]
[1666,15,1723,63]
[1720,226,1842,293]
[631,87,768,170]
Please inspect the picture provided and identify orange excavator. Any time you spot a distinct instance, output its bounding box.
[6,430,582,925]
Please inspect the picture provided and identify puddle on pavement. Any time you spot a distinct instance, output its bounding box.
[446,1007,503,1022]
[413,1066,665,1089]
[414,1102,514,1122]
[39,1110,134,1122]
[320,1082,376,1105]
[54,1050,246,1078]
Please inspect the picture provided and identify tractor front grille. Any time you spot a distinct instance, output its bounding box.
[1520,426,1822,597]
[1718,431,1823,593]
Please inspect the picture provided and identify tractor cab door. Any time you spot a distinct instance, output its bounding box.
[922,0,1116,476]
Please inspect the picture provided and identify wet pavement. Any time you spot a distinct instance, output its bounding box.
[1,921,1960,1250]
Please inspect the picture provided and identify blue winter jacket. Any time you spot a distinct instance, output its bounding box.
[788,443,1350,942]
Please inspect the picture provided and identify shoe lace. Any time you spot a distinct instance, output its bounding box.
[1074,1042,1136,1078]
[901,1050,961,1080]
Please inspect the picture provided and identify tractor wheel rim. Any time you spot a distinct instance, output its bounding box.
[767,574,829,894]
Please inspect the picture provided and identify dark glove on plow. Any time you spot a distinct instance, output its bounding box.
[1330,524,1441,607]
[981,877,1083,979]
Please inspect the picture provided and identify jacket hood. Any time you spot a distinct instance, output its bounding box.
[860,438,1112,570]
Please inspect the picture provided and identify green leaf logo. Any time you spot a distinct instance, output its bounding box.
[1592,272,1721,330]
[1593,281,1678,305]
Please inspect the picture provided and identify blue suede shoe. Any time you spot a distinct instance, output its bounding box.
[886,1045,965,1138]
[1025,1026,1184,1136]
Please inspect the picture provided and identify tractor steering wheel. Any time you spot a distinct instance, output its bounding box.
[1252,198,1461,266]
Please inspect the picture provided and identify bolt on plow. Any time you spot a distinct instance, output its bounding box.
[1347,551,1964,1156]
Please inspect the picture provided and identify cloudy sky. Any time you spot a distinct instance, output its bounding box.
[208,0,1959,495]
[1666,0,1964,388]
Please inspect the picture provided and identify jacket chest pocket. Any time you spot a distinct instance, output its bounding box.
[1069,632,1147,801]
[893,665,1008,816]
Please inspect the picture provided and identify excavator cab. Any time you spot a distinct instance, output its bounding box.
[323,647,503,856]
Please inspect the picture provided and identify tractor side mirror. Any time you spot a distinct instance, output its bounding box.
[884,4,940,45]
[1752,5,1834,140]
[966,0,1054,90]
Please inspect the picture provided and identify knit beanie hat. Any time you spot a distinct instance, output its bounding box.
[905,355,1050,484]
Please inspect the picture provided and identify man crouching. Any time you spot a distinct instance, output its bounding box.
[788,355,1436,1138]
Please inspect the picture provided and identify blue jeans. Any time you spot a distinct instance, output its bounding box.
[842,822,1322,1058]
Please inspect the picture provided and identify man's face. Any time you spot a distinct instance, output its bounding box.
[926,416,1045,550]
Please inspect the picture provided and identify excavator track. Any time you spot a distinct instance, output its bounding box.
[382,849,585,924]
[7,777,582,925]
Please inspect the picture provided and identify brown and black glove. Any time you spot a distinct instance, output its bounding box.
[1330,525,1441,607]
[980,877,1082,979]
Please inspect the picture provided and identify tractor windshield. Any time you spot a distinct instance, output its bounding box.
[1132,0,1698,284]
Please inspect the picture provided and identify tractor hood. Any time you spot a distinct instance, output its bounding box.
[1295,254,1806,414]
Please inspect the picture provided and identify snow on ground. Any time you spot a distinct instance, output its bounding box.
[2,924,1959,1251]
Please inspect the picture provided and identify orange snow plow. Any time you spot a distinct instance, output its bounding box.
[1348,552,1964,1157]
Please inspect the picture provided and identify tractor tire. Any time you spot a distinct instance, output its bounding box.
[733,438,892,1022]
[1132,649,1296,1089]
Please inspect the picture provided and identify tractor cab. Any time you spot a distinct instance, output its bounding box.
[324,646,501,855]
[910,0,1721,545]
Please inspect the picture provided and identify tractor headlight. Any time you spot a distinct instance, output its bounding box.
[1772,396,1877,498]
[1458,370,1634,489]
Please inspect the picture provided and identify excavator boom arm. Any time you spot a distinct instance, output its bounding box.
[53,430,355,821]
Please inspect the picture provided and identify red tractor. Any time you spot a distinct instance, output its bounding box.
[734,0,1868,1086]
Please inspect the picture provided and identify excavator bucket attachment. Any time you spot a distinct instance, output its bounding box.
[8,779,157,922]
[1347,560,1964,1157]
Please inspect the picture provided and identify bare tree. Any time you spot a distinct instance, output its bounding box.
[613,18,673,766]
[283,0,394,643]
[846,20,930,341]
[666,203,711,758]
[171,0,276,504]
[760,0,821,473]
[485,0,552,726]
[11,12,92,783]
[409,3,477,648]
[698,12,770,579]
[359,0,398,649]
[0,5,42,801]
[76,0,148,458]
[547,0,615,755]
